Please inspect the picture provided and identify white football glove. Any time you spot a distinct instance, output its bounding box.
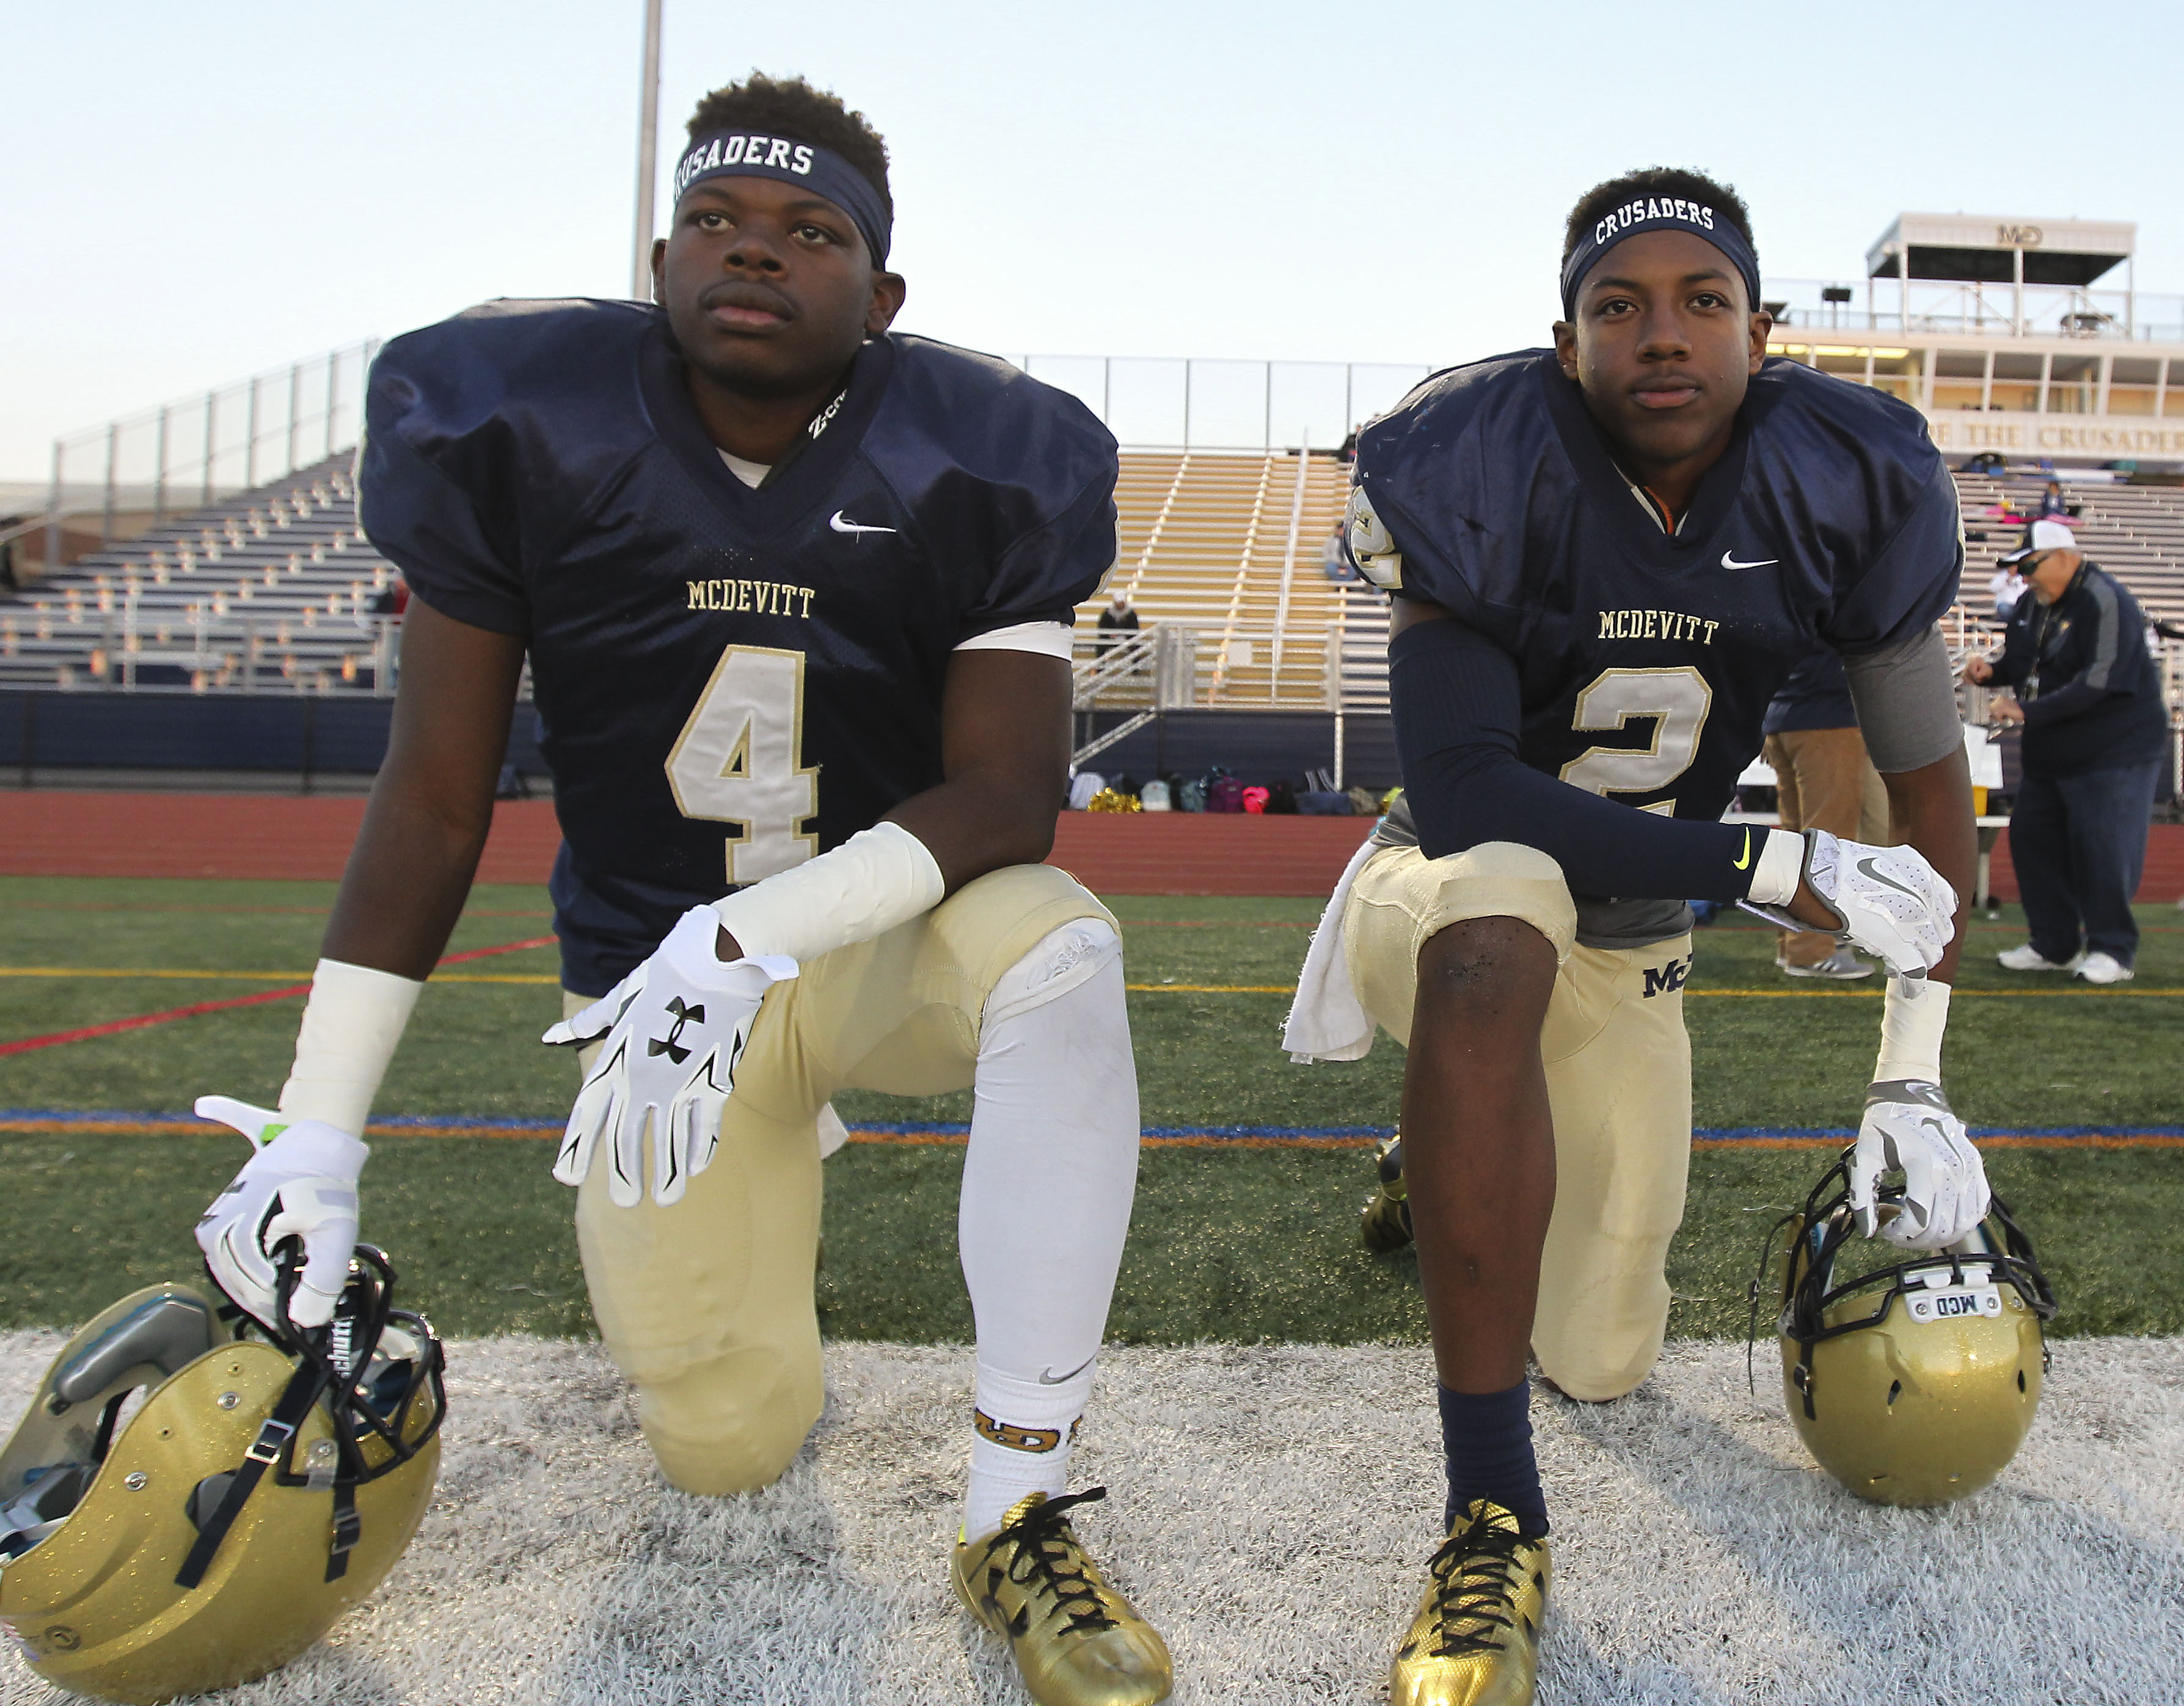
[542,905,797,1207]
[1744,830,1957,979]
[1850,1078,1992,1252]
[192,1096,368,1330]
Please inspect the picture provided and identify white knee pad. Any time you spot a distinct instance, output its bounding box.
[981,918,1123,1034]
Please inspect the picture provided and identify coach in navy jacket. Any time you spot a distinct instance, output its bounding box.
[1969,522,2169,981]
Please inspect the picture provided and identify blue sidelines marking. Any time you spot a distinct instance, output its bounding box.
[1695,1124,2184,1141]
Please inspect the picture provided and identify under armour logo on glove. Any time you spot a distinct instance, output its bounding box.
[648,997,704,1064]
[542,906,797,1207]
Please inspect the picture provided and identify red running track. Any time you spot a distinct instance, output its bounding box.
[2,791,2180,900]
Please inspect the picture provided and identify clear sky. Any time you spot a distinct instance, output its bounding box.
[5,0,2177,478]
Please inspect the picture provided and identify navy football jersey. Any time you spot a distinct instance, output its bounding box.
[359,299,1118,994]
[1351,350,1962,827]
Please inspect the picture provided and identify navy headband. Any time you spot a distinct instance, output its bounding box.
[1559,195,1761,321]
[671,130,893,267]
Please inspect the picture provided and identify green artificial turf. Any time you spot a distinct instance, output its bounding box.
[1,876,2179,1343]
[2,1133,2176,1343]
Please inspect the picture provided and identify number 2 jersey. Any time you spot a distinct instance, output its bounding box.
[358,299,1119,994]
[1349,350,1963,946]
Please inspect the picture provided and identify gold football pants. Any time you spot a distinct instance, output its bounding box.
[563,863,1116,1495]
[1346,843,1694,1402]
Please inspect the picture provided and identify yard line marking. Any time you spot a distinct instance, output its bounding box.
[1119,983,2184,997]
[0,984,319,1057]
[1683,987,2184,998]
[5,968,2172,999]
[1125,983,1299,994]
[2,902,555,917]
[0,937,557,1056]
[0,967,562,986]
[1117,920,1317,928]
[0,968,312,980]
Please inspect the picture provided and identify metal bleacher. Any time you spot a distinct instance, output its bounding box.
[1084,448,1361,705]
[7,423,2179,747]
[1952,472,2184,628]
[0,458,394,695]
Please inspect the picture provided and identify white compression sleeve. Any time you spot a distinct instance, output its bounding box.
[278,957,425,1135]
[1874,974,1952,1083]
[958,918,1139,1537]
[709,821,946,964]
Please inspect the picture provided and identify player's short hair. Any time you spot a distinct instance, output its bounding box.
[685,74,892,218]
[1562,168,1755,267]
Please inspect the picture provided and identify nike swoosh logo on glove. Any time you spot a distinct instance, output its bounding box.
[1732,829,1751,871]
[1856,857,1921,901]
[830,510,897,536]
[1720,552,1778,570]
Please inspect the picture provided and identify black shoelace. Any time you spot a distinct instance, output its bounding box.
[1420,1512,1530,1659]
[993,1487,1119,1636]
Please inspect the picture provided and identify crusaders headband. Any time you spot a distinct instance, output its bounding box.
[671,131,893,266]
[1560,195,1762,320]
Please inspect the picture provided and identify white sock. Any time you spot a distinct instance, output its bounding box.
[966,1363,1094,1539]
[958,919,1139,1539]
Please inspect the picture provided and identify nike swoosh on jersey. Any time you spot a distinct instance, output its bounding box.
[829,510,897,535]
[1856,856,1921,901]
[1720,551,1778,570]
[1732,829,1751,871]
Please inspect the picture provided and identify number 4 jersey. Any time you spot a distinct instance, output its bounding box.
[359,299,1119,994]
[1347,348,1963,944]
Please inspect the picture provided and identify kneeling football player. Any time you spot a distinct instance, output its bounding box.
[192,75,1170,1706]
[1283,169,1984,1705]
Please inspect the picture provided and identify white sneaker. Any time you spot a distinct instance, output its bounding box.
[1779,948,1874,980]
[1997,943,2086,973]
[2075,951,2135,985]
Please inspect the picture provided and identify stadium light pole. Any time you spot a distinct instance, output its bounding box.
[630,0,665,302]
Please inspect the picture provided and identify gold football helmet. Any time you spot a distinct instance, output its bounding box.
[0,1245,444,1704]
[1756,1150,2054,1509]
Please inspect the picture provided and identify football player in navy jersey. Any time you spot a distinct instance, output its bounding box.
[189,75,1171,1706]
[1282,168,1982,1705]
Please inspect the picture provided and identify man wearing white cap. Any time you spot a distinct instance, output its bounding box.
[1968,518,2168,983]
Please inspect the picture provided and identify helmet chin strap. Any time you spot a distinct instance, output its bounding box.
[176,1243,442,1591]
[173,1355,325,1591]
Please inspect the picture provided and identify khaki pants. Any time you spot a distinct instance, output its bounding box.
[1762,727,1891,967]
[1346,843,1693,1401]
[564,864,1114,1495]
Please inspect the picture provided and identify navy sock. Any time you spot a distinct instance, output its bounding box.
[1438,1380,1549,1538]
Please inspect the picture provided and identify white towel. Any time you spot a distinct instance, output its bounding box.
[1280,836,1382,1063]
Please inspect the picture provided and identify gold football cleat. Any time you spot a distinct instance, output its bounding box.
[951,1487,1173,1706]
[1389,1499,1550,1706]
[1360,1131,1415,1252]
